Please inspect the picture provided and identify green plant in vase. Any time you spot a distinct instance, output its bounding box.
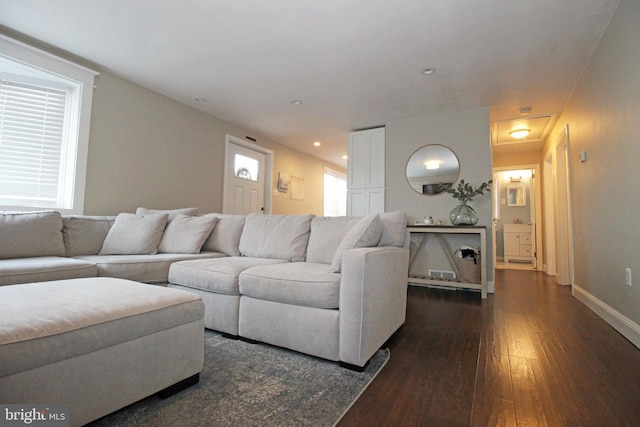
[446,179,492,225]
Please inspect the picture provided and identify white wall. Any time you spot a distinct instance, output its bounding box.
[386,107,494,284]
[543,0,640,337]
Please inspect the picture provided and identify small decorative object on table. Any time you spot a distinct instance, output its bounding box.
[446,179,492,226]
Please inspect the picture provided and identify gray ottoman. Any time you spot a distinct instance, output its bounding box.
[0,277,205,427]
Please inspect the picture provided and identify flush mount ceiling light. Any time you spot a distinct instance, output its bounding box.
[313,141,321,147]
[291,100,303,105]
[421,68,435,75]
[424,160,440,170]
[509,129,531,139]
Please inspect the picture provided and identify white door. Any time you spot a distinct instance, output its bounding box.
[223,142,266,215]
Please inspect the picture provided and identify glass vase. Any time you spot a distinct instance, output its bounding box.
[449,202,479,226]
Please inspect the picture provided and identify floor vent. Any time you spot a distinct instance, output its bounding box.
[428,269,456,280]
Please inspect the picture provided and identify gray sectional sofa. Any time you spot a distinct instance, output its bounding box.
[0,208,224,286]
[0,208,410,368]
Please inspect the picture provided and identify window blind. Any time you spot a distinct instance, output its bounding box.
[0,79,68,207]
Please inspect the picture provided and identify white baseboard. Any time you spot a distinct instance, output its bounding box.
[573,284,640,349]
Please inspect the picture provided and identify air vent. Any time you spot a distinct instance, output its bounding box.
[428,269,456,280]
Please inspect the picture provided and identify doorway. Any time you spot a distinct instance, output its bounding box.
[493,165,542,271]
[222,135,273,215]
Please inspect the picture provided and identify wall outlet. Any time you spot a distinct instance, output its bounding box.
[626,268,632,287]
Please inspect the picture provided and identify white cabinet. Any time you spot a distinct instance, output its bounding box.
[503,224,532,263]
[347,128,385,215]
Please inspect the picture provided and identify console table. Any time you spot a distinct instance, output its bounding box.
[407,225,487,299]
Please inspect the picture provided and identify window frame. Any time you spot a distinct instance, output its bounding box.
[0,34,98,214]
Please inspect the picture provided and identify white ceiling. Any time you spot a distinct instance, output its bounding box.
[0,0,619,167]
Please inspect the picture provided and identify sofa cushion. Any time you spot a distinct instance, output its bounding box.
[331,214,382,273]
[169,257,287,295]
[136,207,198,221]
[201,214,246,256]
[0,257,97,286]
[239,214,314,261]
[306,216,360,264]
[240,262,341,309]
[63,215,116,257]
[100,213,168,255]
[75,252,225,284]
[0,211,65,259]
[158,214,218,254]
[379,210,407,247]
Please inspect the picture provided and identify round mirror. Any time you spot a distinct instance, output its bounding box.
[405,144,460,195]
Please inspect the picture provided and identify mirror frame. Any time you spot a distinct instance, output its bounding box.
[405,144,460,196]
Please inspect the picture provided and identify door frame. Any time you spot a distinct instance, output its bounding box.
[543,153,557,276]
[552,125,575,286]
[492,164,543,270]
[222,134,274,214]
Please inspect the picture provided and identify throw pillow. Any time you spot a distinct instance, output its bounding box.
[135,207,198,221]
[201,214,246,256]
[158,214,218,254]
[330,214,383,273]
[100,213,168,255]
[378,210,407,247]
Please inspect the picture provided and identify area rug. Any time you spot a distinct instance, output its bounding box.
[89,330,389,427]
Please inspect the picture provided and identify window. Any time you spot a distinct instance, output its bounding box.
[324,168,346,216]
[234,153,259,181]
[0,35,98,213]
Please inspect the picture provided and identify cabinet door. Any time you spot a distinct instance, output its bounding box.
[348,128,385,189]
[367,188,385,214]
[348,189,367,216]
[348,188,385,215]
[367,128,385,188]
[348,131,370,189]
[504,233,520,256]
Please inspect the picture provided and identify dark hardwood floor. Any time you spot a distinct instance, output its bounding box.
[338,269,640,426]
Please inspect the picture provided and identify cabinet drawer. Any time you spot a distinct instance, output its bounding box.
[520,233,532,244]
[520,246,532,256]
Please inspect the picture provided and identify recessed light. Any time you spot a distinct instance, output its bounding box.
[194,97,207,103]
[421,68,435,75]
[519,106,532,115]
[313,141,321,147]
[292,100,303,105]
[342,155,348,160]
